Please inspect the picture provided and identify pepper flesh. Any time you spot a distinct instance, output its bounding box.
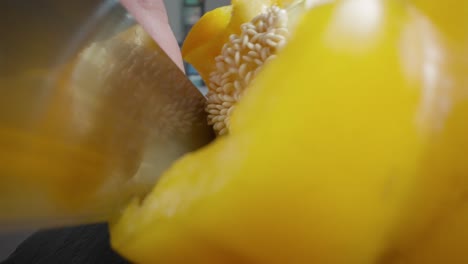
[110,1,468,263]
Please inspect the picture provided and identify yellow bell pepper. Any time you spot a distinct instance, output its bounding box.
[110,0,468,263]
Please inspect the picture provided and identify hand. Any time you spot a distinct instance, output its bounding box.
[120,0,185,72]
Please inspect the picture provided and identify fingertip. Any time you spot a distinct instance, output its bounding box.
[120,0,185,72]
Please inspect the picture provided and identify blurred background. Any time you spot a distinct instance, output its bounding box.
[167,0,230,93]
[0,0,228,261]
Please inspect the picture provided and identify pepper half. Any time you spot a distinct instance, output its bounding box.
[111,1,468,263]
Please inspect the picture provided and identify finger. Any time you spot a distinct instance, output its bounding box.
[120,0,185,72]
